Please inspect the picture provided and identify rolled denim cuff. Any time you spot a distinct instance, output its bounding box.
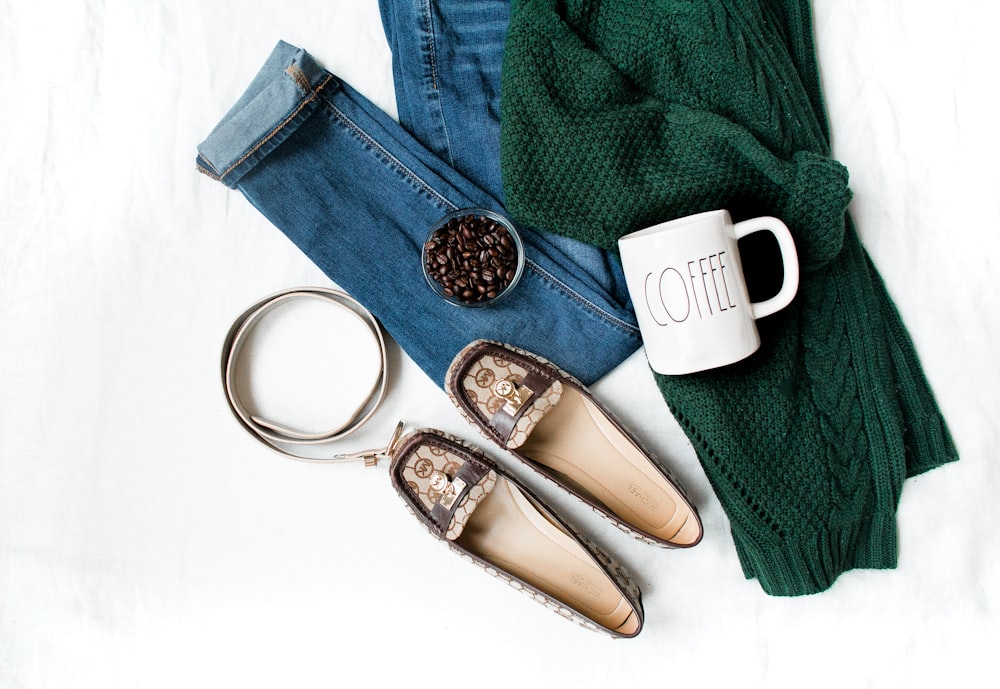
[196,41,338,189]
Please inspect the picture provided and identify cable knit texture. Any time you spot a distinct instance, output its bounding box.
[499,0,958,595]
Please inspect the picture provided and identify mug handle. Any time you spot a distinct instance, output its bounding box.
[733,216,800,320]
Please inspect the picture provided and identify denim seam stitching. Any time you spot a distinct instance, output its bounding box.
[421,0,440,90]
[197,154,222,180]
[419,0,456,168]
[525,260,640,334]
[286,65,313,94]
[324,101,456,212]
[215,73,335,184]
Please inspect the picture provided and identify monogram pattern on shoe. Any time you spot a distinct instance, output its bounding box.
[455,350,563,449]
[396,432,497,541]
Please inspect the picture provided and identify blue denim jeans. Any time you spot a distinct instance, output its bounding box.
[196,0,641,386]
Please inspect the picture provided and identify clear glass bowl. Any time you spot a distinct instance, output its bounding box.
[421,208,525,308]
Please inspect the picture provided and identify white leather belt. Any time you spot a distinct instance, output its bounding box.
[221,287,392,463]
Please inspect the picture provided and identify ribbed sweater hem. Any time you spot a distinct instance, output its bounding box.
[733,509,898,596]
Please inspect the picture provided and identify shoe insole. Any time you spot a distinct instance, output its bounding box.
[518,388,700,546]
[456,477,640,636]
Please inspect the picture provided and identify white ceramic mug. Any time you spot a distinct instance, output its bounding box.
[618,210,799,375]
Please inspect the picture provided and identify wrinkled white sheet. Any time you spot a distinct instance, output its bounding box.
[1,1,997,687]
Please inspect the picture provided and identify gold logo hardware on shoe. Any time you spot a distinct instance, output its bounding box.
[429,471,449,492]
[492,379,530,416]
[430,471,468,510]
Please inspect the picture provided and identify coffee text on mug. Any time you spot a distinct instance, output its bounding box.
[643,251,737,325]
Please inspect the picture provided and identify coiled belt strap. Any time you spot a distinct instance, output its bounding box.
[221,287,389,463]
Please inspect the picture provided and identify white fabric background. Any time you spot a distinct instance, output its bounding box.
[2,1,997,687]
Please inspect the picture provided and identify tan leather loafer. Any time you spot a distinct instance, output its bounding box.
[445,340,703,548]
[389,428,644,638]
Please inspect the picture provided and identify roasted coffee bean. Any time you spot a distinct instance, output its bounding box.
[423,213,521,304]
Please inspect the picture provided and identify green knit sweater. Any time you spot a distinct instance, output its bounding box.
[500,0,958,595]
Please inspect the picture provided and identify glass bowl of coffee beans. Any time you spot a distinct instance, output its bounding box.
[422,208,525,307]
